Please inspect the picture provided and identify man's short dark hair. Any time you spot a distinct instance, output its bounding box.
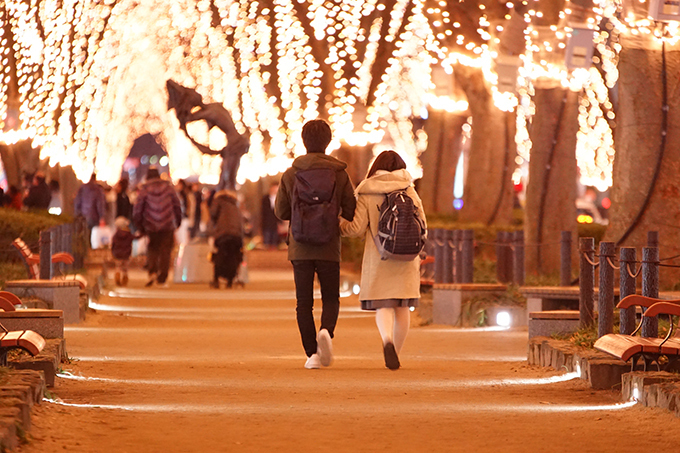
[301,120,332,154]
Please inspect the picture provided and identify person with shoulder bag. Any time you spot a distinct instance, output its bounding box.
[275,119,356,370]
[340,150,427,370]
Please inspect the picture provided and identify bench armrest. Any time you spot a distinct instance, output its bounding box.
[643,302,680,318]
[51,252,74,265]
[617,295,680,310]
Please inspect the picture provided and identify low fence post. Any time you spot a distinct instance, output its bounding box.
[496,232,507,283]
[454,230,463,283]
[642,246,659,338]
[433,229,444,284]
[598,241,615,338]
[39,230,52,280]
[619,247,637,335]
[579,237,595,328]
[647,231,659,248]
[74,218,85,269]
[513,230,525,286]
[461,229,474,283]
[443,230,454,284]
[560,231,572,286]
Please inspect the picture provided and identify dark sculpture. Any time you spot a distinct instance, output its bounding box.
[166,80,250,190]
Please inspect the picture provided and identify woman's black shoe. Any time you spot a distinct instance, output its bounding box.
[383,342,400,370]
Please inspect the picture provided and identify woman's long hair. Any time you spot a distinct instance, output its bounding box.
[366,150,406,179]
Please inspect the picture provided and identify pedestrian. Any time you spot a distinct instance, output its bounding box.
[74,173,107,246]
[6,186,22,210]
[48,180,62,214]
[190,183,202,238]
[111,216,134,286]
[133,166,182,287]
[339,150,427,370]
[275,119,356,370]
[209,189,243,289]
[23,171,51,210]
[261,182,282,249]
[115,178,133,223]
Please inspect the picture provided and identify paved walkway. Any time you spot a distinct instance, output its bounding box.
[16,258,680,452]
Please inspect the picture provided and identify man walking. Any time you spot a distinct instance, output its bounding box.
[74,173,107,248]
[133,167,182,287]
[275,119,356,369]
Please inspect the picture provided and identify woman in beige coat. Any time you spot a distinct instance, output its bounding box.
[340,151,427,370]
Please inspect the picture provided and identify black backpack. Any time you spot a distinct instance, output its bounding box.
[374,189,426,261]
[290,167,339,245]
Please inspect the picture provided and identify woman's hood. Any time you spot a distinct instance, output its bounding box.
[355,169,413,195]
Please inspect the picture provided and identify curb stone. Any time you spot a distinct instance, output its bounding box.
[0,369,46,451]
[528,337,628,389]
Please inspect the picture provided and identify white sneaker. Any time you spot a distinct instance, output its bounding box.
[316,329,333,367]
[304,353,321,369]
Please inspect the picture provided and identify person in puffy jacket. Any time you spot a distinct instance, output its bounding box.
[133,167,182,287]
[340,150,427,370]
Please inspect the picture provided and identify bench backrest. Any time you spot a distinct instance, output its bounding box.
[11,238,38,279]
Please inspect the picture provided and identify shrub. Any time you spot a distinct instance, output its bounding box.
[0,209,71,263]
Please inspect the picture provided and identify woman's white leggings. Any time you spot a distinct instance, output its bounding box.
[375,307,410,354]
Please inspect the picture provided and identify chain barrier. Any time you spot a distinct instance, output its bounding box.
[606,256,620,270]
[625,262,643,279]
[582,252,599,267]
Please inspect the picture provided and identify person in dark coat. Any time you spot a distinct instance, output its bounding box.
[115,178,133,223]
[133,167,182,287]
[23,172,51,211]
[74,173,107,248]
[274,119,356,370]
[111,216,134,286]
[261,183,282,249]
[209,190,243,289]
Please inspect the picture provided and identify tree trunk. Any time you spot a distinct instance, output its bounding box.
[525,88,579,276]
[607,39,680,287]
[454,66,515,225]
[0,141,41,188]
[419,111,467,215]
[332,145,373,187]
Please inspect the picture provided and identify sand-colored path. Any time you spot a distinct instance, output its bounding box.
[16,261,680,452]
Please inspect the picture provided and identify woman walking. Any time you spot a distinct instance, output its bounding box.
[340,151,427,370]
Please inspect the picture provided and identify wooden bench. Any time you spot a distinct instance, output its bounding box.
[594,295,680,371]
[420,255,435,287]
[0,324,46,366]
[12,238,87,289]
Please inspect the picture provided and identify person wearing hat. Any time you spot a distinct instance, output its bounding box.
[133,167,182,287]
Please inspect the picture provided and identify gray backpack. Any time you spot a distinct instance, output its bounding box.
[374,189,426,261]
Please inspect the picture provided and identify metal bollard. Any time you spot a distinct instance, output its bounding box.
[560,231,572,286]
[513,230,525,286]
[454,230,463,283]
[579,237,595,328]
[39,230,52,280]
[443,230,454,284]
[642,246,659,338]
[461,229,474,283]
[598,241,615,338]
[433,229,444,284]
[619,247,637,335]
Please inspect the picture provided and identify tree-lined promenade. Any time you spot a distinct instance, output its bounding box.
[16,263,680,452]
